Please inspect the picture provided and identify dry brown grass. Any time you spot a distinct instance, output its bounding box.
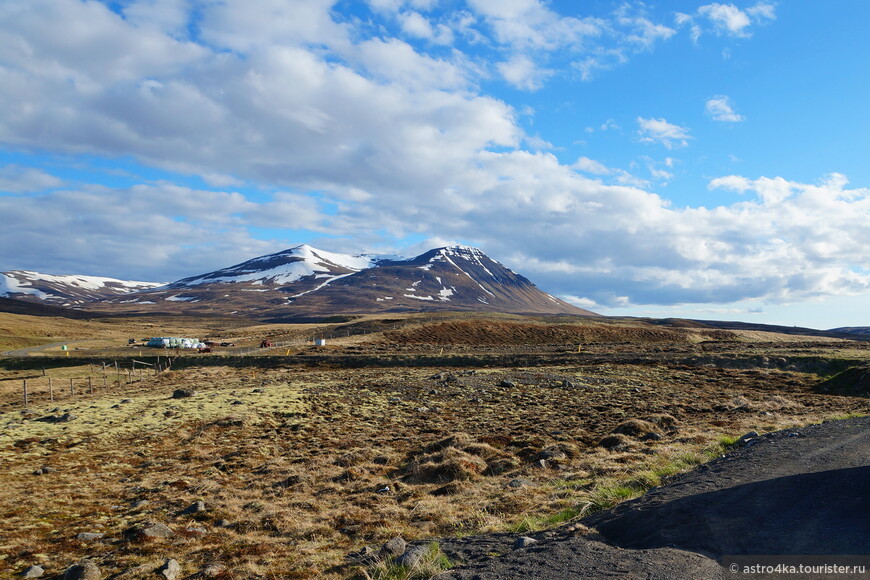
[1,313,869,578]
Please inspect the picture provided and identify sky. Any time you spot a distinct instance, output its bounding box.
[1,0,870,330]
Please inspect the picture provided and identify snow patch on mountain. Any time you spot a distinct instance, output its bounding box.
[1,270,164,301]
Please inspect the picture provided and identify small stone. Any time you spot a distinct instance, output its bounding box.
[63,560,101,580]
[130,499,149,509]
[201,563,227,578]
[20,565,44,578]
[533,459,549,469]
[58,413,77,422]
[395,545,428,568]
[185,525,207,535]
[125,521,174,540]
[500,380,517,388]
[171,389,196,399]
[181,500,206,515]
[120,399,133,403]
[508,477,533,488]
[513,536,539,549]
[214,519,232,528]
[737,431,760,446]
[379,536,407,560]
[158,559,180,580]
[76,532,105,542]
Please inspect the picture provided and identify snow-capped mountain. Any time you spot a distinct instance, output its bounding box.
[98,244,590,317]
[170,244,397,288]
[4,245,593,317]
[0,270,164,306]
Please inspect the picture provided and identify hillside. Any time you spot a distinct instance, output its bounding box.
[86,245,591,318]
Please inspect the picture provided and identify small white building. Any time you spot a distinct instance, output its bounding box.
[314,338,327,346]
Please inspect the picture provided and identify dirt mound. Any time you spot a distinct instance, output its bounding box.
[816,366,870,397]
[384,320,734,346]
[403,433,519,483]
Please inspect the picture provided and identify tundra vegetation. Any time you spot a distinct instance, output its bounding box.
[1,311,868,578]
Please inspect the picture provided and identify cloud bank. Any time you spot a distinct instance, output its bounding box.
[2,0,868,315]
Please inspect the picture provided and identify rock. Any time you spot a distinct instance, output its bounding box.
[76,532,105,542]
[513,536,539,549]
[20,565,44,578]
[157,559,180,580]
[171,389,196,399]
[32,466,56,476]
[125,521,174,540]
[380,536,407,560]
[252,388,264,393]
[737,431,760,446]
[120,399,133,403]
[63,560,101,580]
[181,500,206,515]
[561,380,577,388]
[508,477,533,488]
[131,499,149,509]
[201,563,227,577]
[395,545,429,568]
[533,459,549,469]
[500,379,517,388]
[214,519,232,528]
[58,413,77,422]
[184,525,207,535]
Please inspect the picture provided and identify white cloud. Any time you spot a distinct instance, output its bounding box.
[496,54,552,90]
[636,117,692,149]
[572,156,611,175]
[705,95,745,122]
[0,165,64,193]
[684,2,777,40]
[5,0,866,316]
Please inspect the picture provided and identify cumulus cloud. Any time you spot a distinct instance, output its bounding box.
[636,117,692,149]
[705,95,745,122]
[678,2,775,41]
[496,54,552,90]
[7,0,866,315]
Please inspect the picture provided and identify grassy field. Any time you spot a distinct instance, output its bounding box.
[1,312,868,578]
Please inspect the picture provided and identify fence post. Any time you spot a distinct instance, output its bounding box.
[88,376,93,394]
[69,378,74,395]
[49,377,54,402]
[103,376,108,391]
[23,380,28,406]
[116,361,120,386]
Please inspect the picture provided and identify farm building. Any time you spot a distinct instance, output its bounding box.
[147,337,205,349]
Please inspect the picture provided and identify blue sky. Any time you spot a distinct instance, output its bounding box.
[2,0,870,329]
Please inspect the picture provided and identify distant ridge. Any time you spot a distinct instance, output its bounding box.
[6,245,593,318]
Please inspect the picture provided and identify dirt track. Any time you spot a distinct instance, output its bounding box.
[436,416,870,579]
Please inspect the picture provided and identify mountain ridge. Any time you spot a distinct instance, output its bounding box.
[3,245,592,318]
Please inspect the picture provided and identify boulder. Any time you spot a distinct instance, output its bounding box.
[380,536,407,560]
[157,559,180,580]
[20,565,44,578]
[63,561,101,580]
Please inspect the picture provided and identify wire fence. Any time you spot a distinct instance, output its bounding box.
[15,359,166,407]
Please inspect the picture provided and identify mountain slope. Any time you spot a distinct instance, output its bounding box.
[0,270,164,306]
[282,246,584,316]
[89,244,591,317]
